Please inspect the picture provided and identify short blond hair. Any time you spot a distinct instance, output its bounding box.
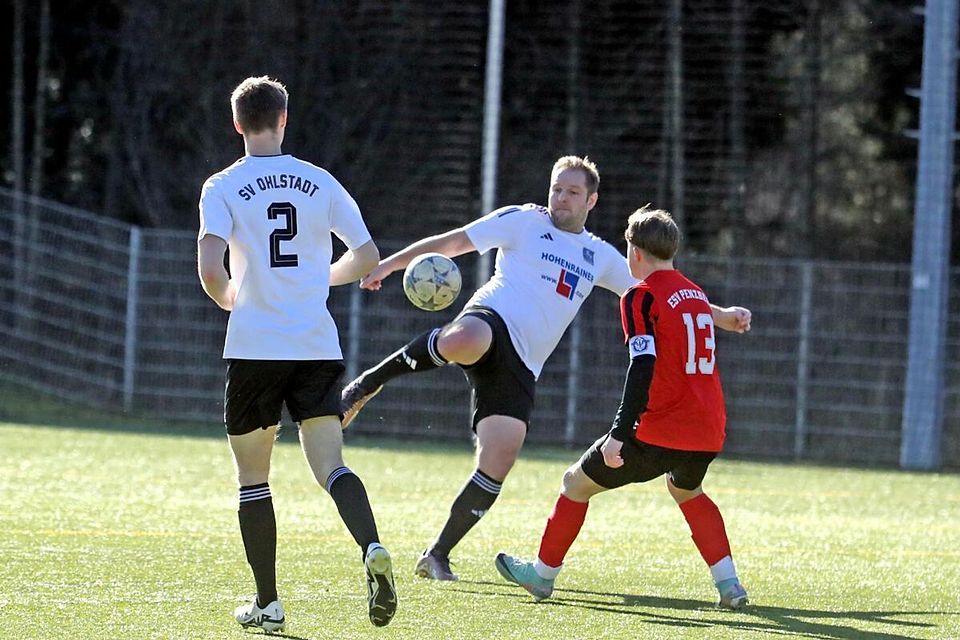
[230,76,288,133]
[552,155,600,194]
[624,205,680,260]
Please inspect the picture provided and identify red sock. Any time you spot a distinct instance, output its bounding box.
[678,493,732,566]
[537,494,589,568]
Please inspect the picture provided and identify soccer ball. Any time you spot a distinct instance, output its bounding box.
[402,253,462,311]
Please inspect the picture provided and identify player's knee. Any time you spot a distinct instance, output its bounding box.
[560,465,579,493]
[438,319,491,364]
[666,474,702,503]
[560,464,596,501]
[477,447,519,480]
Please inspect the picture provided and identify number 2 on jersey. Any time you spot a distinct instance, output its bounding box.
[682,312,715,374]
[268,202,298,267]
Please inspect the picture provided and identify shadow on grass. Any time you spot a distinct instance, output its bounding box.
[456,580,957,640]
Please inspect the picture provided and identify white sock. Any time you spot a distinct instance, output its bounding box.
[534,557,562,580]
[709,555,737,584]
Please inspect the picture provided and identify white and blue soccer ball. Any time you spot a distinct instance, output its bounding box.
[402,253,462,312]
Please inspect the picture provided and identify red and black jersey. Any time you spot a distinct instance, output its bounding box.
[619,269,726,452]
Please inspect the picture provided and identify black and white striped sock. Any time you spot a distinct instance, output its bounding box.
[362,328,448,389]
[238,482,277,607]
[325,466,380,554]
[432,470,502,558]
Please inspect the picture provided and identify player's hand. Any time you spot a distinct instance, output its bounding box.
[601,436,625,468]
[714,305,752,334]
[359,262,395,291]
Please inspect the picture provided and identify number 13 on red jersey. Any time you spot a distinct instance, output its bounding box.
[682,313,715,375]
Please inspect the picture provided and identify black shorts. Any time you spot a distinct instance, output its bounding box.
[458,306,536,430]
[224,359,345,436]
[580,435,718,491]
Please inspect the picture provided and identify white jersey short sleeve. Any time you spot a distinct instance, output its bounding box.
[198,154,372,360]
[461,204,629,378]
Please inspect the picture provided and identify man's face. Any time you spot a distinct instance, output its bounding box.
[548,168,598,233]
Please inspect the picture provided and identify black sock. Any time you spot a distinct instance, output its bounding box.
[238,483,278,607]
[326,466,380,556]
[431,470,502,558]
[361,328,447,390]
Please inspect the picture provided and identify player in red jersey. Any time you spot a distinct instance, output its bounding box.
[495,205,748,609]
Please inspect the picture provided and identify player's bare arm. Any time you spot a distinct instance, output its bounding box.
[710,304,752,334]
[330,239,380,287]
[359,229,477,290]
[197,235,237,311]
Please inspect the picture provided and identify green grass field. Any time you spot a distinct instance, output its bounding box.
[2,413,958,640]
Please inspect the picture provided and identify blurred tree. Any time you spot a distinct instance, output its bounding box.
[0,0,937,263]
[743,0,919,261]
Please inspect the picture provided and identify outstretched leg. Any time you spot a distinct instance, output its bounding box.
[341,317,492,428]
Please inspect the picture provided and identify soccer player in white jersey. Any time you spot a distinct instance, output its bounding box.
[340,155,752,581]
[197,76,397,631]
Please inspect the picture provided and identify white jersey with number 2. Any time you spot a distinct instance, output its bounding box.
[198,154,371,360]
[462,204,635,378]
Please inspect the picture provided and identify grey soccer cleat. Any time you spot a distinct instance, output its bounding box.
[364,544,398,627]
[234,597,286,633]
[717,580,749,610]
[414,549,459,581]
[494,552,554,601]
[340,377,383,429]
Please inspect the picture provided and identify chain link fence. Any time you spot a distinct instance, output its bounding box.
[1,189,956,469]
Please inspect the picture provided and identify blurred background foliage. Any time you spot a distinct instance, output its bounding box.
[1,0,941,261]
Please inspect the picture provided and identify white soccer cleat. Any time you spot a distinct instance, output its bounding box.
[234,597,286,633]
[365,544,398,627]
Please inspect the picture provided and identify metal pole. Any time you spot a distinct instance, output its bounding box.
[476,0,505,282]
[794,262,813,460]
[123,227,142,412]
[346,283,363,382]
[473,0,506,428]
[667,0,686,230]
[564,0,582,444]
[900,0,957,470]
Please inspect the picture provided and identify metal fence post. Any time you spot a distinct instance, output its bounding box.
[794,261,813,460]
[123,226,142,412]
[345,283,363,381]
[564,316,582,444]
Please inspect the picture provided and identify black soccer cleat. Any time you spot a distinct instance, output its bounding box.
[340,378,383,429]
